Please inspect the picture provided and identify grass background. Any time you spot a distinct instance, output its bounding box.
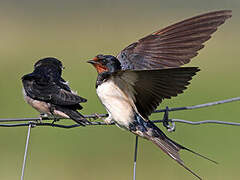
[0,0,239,179]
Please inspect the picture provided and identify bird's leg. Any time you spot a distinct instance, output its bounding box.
[49,106,59,125]
[51,116,59,126]
[103,113,114,125]
[39,113,48,123]
[162,106,175,132]
[90,112,113,124]
[91,113,104,121]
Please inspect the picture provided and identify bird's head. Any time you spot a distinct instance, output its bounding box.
[34,57,64,72]
[87,54,121,74]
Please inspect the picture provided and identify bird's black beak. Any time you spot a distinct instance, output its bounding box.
[87,60,95,64]
[87,60,99,65]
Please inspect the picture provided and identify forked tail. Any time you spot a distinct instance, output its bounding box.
[131,114,217,180]
[150,134,216,180]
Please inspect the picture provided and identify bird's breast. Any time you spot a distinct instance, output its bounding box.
[96,79,135,128]
[22,88,51,115]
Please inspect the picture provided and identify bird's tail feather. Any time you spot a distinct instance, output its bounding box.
[67,110,89,126]
[140,120,216,180]
[150,136,203,179]
[54,106,89,126]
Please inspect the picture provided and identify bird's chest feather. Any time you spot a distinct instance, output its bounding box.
[96,80,135,127]
[22,88,51,114]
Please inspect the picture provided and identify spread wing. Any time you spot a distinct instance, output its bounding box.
[117,10,231,70]
[113,67,199,119]
[22,73,87,106]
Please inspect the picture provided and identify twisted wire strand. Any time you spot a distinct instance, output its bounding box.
[0,97,239,128]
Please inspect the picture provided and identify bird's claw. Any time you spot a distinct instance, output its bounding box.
[163,106,175,132]
[51,117,60,126]
[38,113,48,123]
[90,113,104,121]
[104,116,114,125]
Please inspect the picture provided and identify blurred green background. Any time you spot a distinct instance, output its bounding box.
[0,0,239,179]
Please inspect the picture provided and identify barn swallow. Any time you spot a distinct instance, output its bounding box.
[22,57,89,125]
[88,10,232,179]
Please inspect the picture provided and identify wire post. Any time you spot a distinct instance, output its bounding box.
[133,136,139,180]
[0,97,238,180]
[21,122,33,180]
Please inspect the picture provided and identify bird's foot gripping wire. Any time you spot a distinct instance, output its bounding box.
[85,113,105,125]
[89,113,106,121]
[39,113,48,123]
[103,116,114,125]
[162,106,176,132]
[51,117,60,126]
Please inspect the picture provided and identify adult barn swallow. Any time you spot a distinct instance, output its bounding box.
[22,57,88,125]
[88,10,231,179]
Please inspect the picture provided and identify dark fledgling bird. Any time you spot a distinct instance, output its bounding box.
[87,10,232,179]
[22,57,88,125]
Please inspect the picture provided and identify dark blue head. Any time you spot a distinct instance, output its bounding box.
[87,54,121,74]
[22,57,64,82]
[34,57,63,71]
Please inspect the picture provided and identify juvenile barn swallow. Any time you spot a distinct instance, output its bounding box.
[22,57,88,125]
[88,10,232,179]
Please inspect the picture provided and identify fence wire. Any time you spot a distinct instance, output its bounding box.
[0,97,239,128]
[0,97,240,180]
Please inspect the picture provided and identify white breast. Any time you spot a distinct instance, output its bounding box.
[22,88,70,119]
[96,79,135,128]
[22,88,51,115]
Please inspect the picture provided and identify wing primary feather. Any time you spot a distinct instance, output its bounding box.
[117,10,231,70]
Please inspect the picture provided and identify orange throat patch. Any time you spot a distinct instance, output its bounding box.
[93,64,108,74]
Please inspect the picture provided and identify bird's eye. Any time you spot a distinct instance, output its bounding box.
[101,59,107,64]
